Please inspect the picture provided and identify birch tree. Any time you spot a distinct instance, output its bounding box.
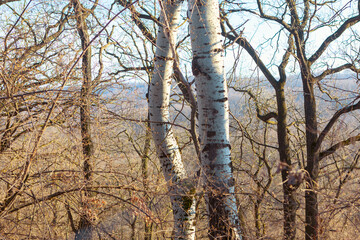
[149,0,196,239]
[188,0,242,238]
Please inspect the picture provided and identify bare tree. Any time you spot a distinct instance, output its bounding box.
[222,0,360,239]
[220,11,297,240]
[2,0,360,239]
[71,0,99,239]
[0,0,74,220]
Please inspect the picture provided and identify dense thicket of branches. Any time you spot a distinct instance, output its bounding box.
[0,0,359,239]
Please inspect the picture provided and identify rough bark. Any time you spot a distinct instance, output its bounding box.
[276,84,297,240]
[302,75,319,240]
[287,0,319,237]
[72,0,95,239]
[188,0,242,239]
[149,1,196,239]
[143,116,153,240]
[291,12,320,237]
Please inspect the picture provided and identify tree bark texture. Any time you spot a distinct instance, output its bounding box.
[143,117,153,240]
[302,75,319,240]
[276,84,297,240]
[188,0,242,239]
[72,0,95,239]
[290,1,320,236]
[149,1,196,239]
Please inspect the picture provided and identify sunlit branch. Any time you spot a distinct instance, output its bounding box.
[256,0,292,31]
[315,100,360,152]
[309,14,360,64]
[220,16,278,88]
[314,63,360,82]
[319,133,360,161]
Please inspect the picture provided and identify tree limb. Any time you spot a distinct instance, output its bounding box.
[220,16,278,89]
[117,0,156,45]
[308,14,360,64]
[319,133,360,160]
[0,0,19,5]
[255,0,292,31]
[314,63,359,82]
[232,87,278,124]
[315,100,360,152]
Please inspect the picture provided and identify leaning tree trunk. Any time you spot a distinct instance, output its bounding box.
[149,0,196,239]
[72,0,95,239]
[188,0,242,239]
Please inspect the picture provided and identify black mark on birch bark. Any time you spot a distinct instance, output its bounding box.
[192,56,211,80]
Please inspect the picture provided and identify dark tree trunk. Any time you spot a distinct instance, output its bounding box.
[72,0,95,239]
[302,75,319,240]
[142,118,152,240]
[276,84,298,240]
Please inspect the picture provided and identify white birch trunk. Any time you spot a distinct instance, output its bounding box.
[149,1,196,239]
[188,0,242,239]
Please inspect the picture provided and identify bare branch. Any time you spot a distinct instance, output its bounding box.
[65,202,77,233]
[315,100,360,152]
[0,0,139,217]
[232,87,278,124]
[301,0,310,28]
[278,34,294,82]
[117,0,156,45]
[319,133,360,161]
[220,16,278,89]
[110,66,153,75]
[256,0,292,31]
[309,15,360,64]
[0,0,19,5]
[314,63,360,81]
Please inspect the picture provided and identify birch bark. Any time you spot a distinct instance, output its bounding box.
[188,0,242,239]
[149,0,196,239]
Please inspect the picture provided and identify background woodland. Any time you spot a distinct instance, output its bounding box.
[0,0,360,239]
